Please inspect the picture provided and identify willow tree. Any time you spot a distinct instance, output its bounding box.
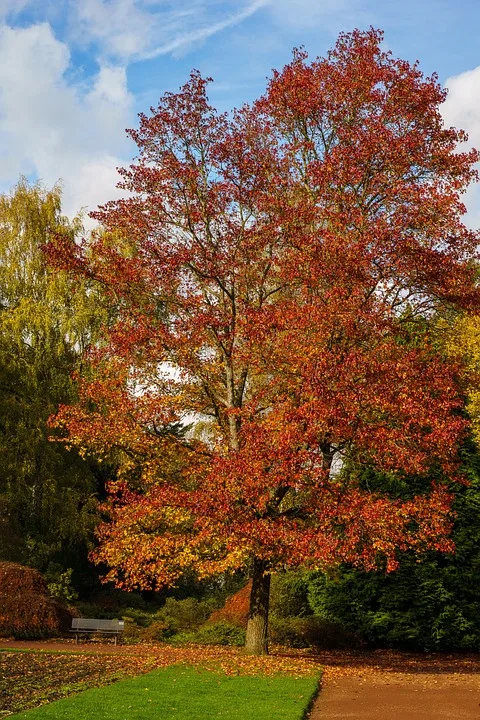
[51,29,479,654]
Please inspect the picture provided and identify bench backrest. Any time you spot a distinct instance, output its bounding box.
[71,618,125,632]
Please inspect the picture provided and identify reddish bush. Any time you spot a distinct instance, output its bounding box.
[0,562,74,639]
[208,581,252,628]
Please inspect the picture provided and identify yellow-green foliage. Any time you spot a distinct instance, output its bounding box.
[0,177,103,361]
[443,314,480,444]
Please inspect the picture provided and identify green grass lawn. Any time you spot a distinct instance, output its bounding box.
[11,664,321,720]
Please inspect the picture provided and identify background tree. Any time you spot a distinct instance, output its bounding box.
[307,440,480,651]
[0,178,105,589]
[52,29,479,654]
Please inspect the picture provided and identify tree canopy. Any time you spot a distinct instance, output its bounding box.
[50,28,479,654]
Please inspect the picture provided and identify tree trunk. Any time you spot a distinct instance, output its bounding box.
[245,559,271,655]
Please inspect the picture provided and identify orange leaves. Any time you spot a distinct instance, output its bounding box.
[48,29,480,595]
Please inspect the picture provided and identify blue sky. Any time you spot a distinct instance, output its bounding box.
[1,0,480,226]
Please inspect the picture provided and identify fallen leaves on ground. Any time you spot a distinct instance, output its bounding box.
[1,642,479,715]
[313,649,480,687]
[0,642,317,714]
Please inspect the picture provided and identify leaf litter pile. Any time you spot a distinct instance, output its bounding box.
[0,644,318,715]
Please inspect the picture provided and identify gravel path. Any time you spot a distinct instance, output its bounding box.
[310,651,480,720]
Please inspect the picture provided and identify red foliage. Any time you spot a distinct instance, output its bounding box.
[0,562,48,595]
[0,562,74,639]
[49,29,479,595]
[208,581,252,628]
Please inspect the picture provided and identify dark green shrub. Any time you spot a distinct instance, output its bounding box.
[269,615,358,649]
[270,571,311,618]
[308,561,480,652]
[81,590,150,612]
[154,597,218,633]
[115,591,148,609]
[171,621,246,646]
[120,616,142,643]
[120,607,154,626]
[74,602,119,620]
[140,619,176,642]
[269,616,309,648]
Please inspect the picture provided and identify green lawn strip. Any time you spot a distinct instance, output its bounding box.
[10,664,321,720]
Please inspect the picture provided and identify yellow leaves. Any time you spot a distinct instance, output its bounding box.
[0,178,107,379]
[443,313,480,445]
[443,314,480,371]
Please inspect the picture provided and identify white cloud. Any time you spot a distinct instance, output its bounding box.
[71,156,125,219]
[442,67,480,229]
[0,0,377,229]
[0,2,271,225]
[70,0,156,59]
[443,67,480,144]
[0,22,134,223]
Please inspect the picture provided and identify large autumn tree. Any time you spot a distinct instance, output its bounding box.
[51,29,479,654]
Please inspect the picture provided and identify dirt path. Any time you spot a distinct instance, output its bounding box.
[309,651,480,720]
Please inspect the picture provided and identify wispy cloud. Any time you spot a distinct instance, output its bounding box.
[139,0,269,60]
[68,0,268,62]
[0,0,31,18]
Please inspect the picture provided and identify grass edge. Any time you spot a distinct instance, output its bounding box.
[300,672,322,720]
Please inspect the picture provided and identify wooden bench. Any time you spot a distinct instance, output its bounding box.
[70,618,125,646]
